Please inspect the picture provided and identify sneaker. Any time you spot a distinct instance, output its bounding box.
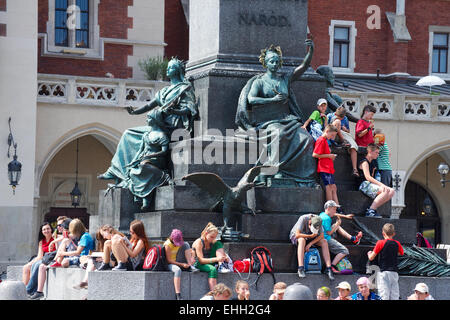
[218,264,232,273]
[112,262,128,271]
[97,262,111,271]
[297,266,306,278]
[176,293,183,300]
[49,261,62,268]
[331,265,340,274]
[73,281,88,290]
[29,291,44,300]
[365,208,382,218]
[189,265,199,273]
[326,267,335,281]
[352,231,363,245]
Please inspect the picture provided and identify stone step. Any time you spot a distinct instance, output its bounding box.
[135,210,414,244]
[7,265,450,300]
[151,184,390,216]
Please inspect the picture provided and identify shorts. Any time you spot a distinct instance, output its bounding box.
[359,181,381,199]
[320,172,335,186]
[327,238,349,256]
[66,256,80,266]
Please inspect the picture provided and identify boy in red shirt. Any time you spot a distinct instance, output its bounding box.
[313,125,341,210]
[367,223,404,300]
[355,105,377,147]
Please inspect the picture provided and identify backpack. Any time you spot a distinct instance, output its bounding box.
[250,246,276,289]
[304,248,322,273]
[143,244,167,271]
[335,257,353,275]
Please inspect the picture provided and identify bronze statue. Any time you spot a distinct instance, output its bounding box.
[235,38,318,187]
[98,57,198,209]
[182,166,272,241]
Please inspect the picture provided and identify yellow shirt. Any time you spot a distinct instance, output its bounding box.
[163,239,180,262]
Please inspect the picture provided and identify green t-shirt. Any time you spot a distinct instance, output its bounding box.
[377,143,392,170]
[309,110,324,125]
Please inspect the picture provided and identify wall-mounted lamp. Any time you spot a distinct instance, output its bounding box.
[437,162,450,188]
[7,117,22,194]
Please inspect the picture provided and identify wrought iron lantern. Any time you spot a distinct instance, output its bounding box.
[7,117,22,194]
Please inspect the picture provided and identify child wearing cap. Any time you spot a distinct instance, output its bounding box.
[367,223,404,300]
[407,283,434,300]
[302,98,329,141]
[319,200,362,274]
[269,282,287,300]
[164,229,198,300]
[289,213,335,280]
[335,281,352,300]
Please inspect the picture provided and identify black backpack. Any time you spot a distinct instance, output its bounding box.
[143,244,167,271]
[250,246,276,289]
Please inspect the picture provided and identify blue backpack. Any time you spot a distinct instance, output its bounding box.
[304,248,322,273]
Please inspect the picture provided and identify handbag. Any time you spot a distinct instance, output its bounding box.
[42,251,57,265]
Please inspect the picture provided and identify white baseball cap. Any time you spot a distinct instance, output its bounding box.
[414,283,429,293]
[317,98,328,106]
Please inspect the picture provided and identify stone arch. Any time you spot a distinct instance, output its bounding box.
[35,123,121,196]
[404,139,450,184]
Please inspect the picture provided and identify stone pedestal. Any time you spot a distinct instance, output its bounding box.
[90,188,141,235]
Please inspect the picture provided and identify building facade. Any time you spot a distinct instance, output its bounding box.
[0,0,166,268]
[1,0,449,268]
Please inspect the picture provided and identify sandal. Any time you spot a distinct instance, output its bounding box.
[352,169,360,178]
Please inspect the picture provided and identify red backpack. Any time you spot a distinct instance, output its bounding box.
[250,246,276,289]
[143,244,167,271]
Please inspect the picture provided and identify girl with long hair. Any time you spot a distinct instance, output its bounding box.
[111,220,149,271]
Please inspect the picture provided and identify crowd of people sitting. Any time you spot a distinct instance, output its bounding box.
[21,214,434,301]
[20,99,407,300]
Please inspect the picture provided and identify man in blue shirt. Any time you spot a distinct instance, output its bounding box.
[319,200,362,273]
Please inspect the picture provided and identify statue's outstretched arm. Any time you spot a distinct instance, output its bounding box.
[291,38,314,82]
[125,98,158,115]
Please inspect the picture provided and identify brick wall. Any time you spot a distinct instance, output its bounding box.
[38,0,133,78]
[308,0,395,74]
[309,0,450,76]
[164,0,189,61]
[38,42,133,78]
[405,0,450,76]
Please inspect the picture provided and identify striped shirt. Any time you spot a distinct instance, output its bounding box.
[377,143,392,170]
